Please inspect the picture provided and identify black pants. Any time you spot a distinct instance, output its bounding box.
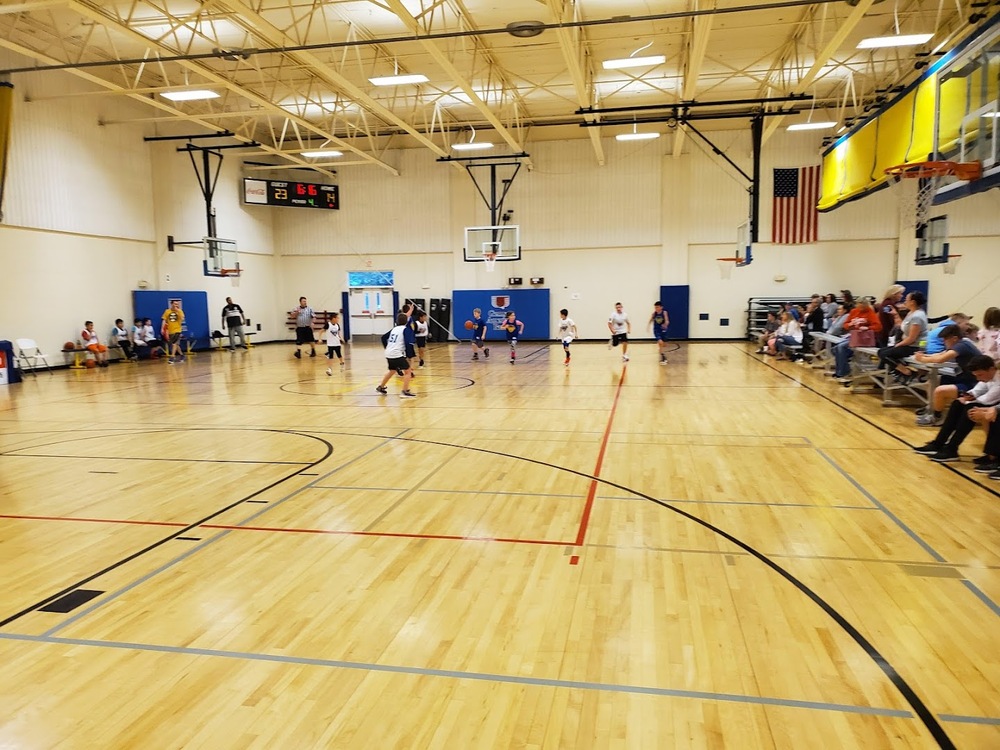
[933,400,982,451]
[878,344,918,370]
[984,418,1000,457]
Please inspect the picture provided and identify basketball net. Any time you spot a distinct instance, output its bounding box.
[717,259,734,280]
[886,173,940,230]
[484,252,497,272]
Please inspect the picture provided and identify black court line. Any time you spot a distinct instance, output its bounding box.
[38,589,103,613]
[735,345,1000,503]
[176,537,201,541]
[0,428,333,629]
[288,427,956,749]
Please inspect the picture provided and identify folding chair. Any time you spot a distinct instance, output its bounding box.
[15,338,52,374]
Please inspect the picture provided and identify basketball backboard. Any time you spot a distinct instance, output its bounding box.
[203,237,240,277]
[463,225,521,262]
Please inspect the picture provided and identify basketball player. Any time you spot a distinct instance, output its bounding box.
[608,302,631,362]
[291,296,317,358]
[503,310,525,364]
[558,309,578,366]
[80,321,109,367]
[376,312,417,398]
[413,311,429,367]
[470,308,490,361]
[324,312,345,374]
[161,300,185,364]
[649,301,670,364]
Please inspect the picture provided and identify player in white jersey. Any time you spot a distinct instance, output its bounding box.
[413,311,429,367]
[557,309,578,366]
[324,312,345,375]
[607,302,631,361]
[376,313,417,398]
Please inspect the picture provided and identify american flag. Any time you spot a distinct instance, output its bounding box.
[772,166,820,244]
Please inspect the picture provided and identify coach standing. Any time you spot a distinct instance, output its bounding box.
[222,297,248,351]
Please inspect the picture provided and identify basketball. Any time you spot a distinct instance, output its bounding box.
[84,359,97,368]
[63,341,76,351]
[464,320,475,330]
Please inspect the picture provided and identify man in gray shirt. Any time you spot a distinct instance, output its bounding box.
[292,296,317,358]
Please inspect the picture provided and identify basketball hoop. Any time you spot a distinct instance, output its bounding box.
[484,252,497,272]
[943,254,962,274]
[884,161,981,228]
[716,257,740,280]
[219,268,240,277]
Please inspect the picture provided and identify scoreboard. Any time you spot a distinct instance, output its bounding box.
[243,178,339,210]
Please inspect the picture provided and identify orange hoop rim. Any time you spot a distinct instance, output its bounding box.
[716,257,742,262]
[219,268,240,276]
[884,160,981,181]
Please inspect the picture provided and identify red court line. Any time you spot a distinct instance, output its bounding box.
[0,514,569,547]
[574,364,627,547]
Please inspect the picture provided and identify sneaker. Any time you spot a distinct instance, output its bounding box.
[607,338,613,349]
[972,455,994,466]
[375,386,388,395]
[988,469,1000,480]
[339,361,345,367]
[660,359,668,366]
[916,412,943,427]
[622,355,629,362]
[564,357,570,365]
[400,390,417,398]
[509,358,515,365]
[228,347,236,352]
[472,355,479,361]
[974,462,1000,474]
[484,348,490,358]
[167,358,175,364]
[419,360,424,367]
[837,377,852,384]
[326,368,332,376]
[309,350,316,357]
[294,350,302,359]
[913,443,942,455]
[930,451,959,463]
[242,345,249,350]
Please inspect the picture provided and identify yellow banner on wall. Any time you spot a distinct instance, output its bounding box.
[0,82,12,222]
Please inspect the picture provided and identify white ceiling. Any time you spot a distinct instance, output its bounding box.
[0,0,982,172]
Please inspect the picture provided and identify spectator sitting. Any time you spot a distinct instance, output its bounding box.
[828,304,850,336]
[767,311,803,358]
[913,325,983,425]
[834,297,882,381]
[821,293,839,327]
[140,318,165,357]
[924,312,971,355]
[841,289,856,310]
[875,285,906,347]
[112,318,136,361]
[913,355,1000,461]
[755,311,779,353]
[968,406,1000,478]
[978,306,1000,361]
[801,295,826,356]
[80,320,109,367]
[877,291,928,380]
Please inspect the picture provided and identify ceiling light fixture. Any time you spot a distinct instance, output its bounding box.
[301,150,343,158]
[616,121,660,141]
[369,58,428,86]
[787,121,837,131]
[602,41,664,70]
[452,125,493,150]
[161,89,219,101]
[857,33,933,48]
[506,20,545,38]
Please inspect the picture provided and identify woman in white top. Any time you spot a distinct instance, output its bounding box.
[978,306,1000,362]
[767,311,803,358]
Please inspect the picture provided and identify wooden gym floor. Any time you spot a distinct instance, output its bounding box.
[0,340,997,749]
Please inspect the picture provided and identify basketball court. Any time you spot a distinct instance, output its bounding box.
[0,339,997,748]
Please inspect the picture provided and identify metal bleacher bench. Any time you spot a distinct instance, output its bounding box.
[845,347,955,408]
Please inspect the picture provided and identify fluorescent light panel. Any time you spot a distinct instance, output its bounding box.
[300,150,343,158]
[368,73,429,86]
[160,89,219,101]
[616,132,660,141]
[602,54,666,70]
[787,121,838,131]
[452,142,494,150]
[856,33,933,49]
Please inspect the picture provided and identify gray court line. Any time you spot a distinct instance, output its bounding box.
[960,580,1000,617]
[4,452,309,465]
[936,714,1000,725]
[0,631,914,719]
[363,450,460,531]
[41,431,409,638]
[815,449,945,562]
[817,449,1000,617]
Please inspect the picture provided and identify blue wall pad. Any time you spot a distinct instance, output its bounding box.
[452,289,550,340]
[133,291,210,349]
[660,285,691,339]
